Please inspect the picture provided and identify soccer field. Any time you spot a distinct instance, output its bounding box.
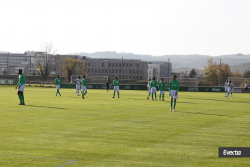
[0,85,250,167]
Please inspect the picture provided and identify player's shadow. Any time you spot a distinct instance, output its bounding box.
[178,111,237,117]
[178,101,197,104]
[187,97,249,104]
[26,105,65,110]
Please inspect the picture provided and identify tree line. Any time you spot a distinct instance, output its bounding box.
[184,58,249,86]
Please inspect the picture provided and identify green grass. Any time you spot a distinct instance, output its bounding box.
[0,85,250,167]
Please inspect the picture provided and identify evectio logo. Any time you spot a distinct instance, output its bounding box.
[223,150,241,156]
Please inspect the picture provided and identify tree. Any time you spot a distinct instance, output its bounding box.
[199,58,232,86]
[243,70,250,78]
[188,68,196,78]
[203,58,218,86]
[62,57,88,82]
[36,42,57,81]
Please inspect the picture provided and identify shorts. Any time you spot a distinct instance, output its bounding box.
[76,85,80,90]
[114,86,119,92]
[56,85,60,90]
[170,90,178,99]
[151,87,157,93]
[228,89,233,93]
[225,88,228,92]
[81,86,87,92]
[159,91,165,94]
[18,84,26,92]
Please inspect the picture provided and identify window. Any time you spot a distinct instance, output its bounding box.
[113,63,114,67]
[116,69,118,73]
[109,63,111,67]
[102,63,104,67]
[119,69,121,73]
[105,69,107,73]
[112,69,114,73]
[119,63,121,67]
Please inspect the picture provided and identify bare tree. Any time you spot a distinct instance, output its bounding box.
[36,42,57,81]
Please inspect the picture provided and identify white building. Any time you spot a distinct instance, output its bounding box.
[147,61,172,81]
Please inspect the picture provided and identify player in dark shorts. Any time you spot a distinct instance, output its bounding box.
[106,81,109,92]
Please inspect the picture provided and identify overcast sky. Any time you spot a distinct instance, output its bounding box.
[0,0,250,56]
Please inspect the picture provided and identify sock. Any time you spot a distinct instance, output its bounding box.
[117,92,119,97]
[152,93,154,100]
[82,92,84,96]
[113,92,115,97]
[170,99,173,108]
[147,93,151,98]
[231,94,233,98]
[84,91,87,95]
[76,90,77,95]
[18,94,22,103]
[21,95,25,104]
[155,93,156,100]
[162,94,164,101]
[58,91,61,96]
[56,91,58,95]
[174,101,176,109]
[159,94,161,100]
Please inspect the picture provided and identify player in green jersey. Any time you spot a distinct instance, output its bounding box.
[55,75,62,97]
[112,77,120,98]
[158,78,166,101]
[169,75,180,111]
[81,75,87,99]
[15,69,26,105]
[147,77,158,101]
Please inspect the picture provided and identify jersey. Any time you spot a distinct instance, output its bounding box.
[228,83,233,89]
[169,80,180,93]
[17,74,26,87]
[113,79,119,86]
[81,79,87,86]
[75,78,81,86]
[158,81,166,91]
[225,82,229,89]
[147,81,151,88]
[150,80,158,89]
[245,83,248,88]
[55,78,61,85]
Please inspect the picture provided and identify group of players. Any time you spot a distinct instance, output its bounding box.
[55,75,120,99]
[147,75,180,111]
[15,68,248,110]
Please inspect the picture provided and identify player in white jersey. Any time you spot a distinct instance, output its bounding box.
[224,80,229,97]
[147,79,151,93]
[75,76,81,96]
[227,80,233,99]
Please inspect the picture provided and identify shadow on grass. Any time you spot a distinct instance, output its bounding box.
[26,105,65,110]
[177,111,237,117]
[186,97,249,103]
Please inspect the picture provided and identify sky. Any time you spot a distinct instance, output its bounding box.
[0,0,250,56]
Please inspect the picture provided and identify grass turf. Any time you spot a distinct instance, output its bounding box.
[0,85,250,166]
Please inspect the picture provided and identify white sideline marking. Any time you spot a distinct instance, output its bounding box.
[0,155,78,167]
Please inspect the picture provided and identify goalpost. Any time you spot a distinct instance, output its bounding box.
[160,77,198,87]
[71,75,108,84]
[228,77,249,93]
